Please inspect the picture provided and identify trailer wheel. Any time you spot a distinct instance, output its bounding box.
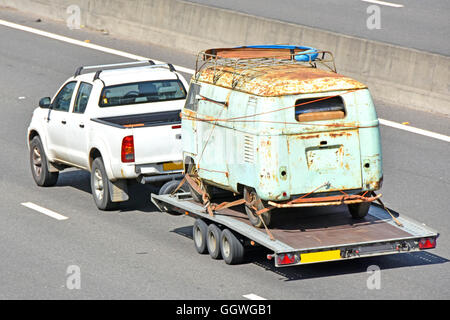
[193,219,208,254]
[244,187,271,228]
[348,202,370,219]
[220,229,245,265]
[206,224,222,259]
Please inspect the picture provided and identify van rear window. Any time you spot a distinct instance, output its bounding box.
[295,96,345,122]
[99,80,186,107]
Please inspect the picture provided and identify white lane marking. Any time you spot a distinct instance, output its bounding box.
[0,19,195,74]
[361,0,404,8]
[1,19,448,143]
[21,202,69,220]
[379,119,450,143]
[243,293,267,300]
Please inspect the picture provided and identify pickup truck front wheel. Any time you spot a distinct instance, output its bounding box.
[29,136,58,187]
[91,157,117,211]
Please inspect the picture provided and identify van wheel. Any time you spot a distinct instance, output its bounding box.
[221,229,245,265]
[244,187,271,228]
[348,202,370,219]
[91,157,118,211]
[29,136,59,186]
[186,162,211,204]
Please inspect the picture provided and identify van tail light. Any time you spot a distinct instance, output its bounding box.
[276,253,299,266]
[121,135,135,163]
[418,237,436,249]
[171,124,181,129]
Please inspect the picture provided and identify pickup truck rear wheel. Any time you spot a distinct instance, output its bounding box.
[29,136,58,187]
[91,157,117,211]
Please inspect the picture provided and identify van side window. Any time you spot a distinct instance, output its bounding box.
[295,96,345,122]
[184,83,201,111]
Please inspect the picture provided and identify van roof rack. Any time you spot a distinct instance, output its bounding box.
[74,60,177,81]
[194,46,337,84]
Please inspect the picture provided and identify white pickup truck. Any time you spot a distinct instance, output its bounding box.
[27,61,189,210]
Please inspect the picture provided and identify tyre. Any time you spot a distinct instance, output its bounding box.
[244,187,271,228]
[206,224,222,259]
[220,229,245,265]
[158,179,190,196]
[29,136,59,187]
[348,202,370,219]
[90,157,117,211]
[193,219,208,254]
[186,162,211,203]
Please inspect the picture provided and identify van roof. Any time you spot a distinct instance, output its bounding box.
[195,47,367,96]
[196,64,366,96]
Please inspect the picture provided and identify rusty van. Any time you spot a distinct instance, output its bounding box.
[181,46,383,228]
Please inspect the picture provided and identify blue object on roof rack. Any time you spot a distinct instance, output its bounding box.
[238,45,319,62]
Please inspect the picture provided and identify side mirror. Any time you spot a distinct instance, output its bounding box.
[39,97,51,108]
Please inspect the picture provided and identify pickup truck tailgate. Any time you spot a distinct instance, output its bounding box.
[92,110,182,164]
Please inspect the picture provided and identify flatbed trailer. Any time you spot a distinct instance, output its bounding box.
[151,192,439,267]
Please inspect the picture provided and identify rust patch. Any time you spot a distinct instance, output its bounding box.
[197,64,367,96]
[329,132,352,138]
[296,134,320,140]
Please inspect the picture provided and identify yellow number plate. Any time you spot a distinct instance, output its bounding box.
[162,162,183,171]
[300,250,341,263]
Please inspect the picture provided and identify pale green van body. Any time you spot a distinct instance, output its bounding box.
[181,73,382,202]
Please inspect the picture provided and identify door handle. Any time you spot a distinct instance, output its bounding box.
[79,123,85,128]
[61,120,66,124]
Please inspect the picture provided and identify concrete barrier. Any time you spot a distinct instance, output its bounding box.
[1,0,449,115]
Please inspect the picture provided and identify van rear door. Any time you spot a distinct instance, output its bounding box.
[287,95,362,194]
[287,129,362,194]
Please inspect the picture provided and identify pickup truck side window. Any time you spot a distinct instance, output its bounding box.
[73,82,93,114]
[52,81,76,112]
[99,79,187,107]
[184,83,201,112]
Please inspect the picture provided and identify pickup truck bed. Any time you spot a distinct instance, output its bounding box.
[91,110,180,128]
[151,193,439,267]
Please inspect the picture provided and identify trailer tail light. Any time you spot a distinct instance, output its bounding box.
[121,135,135,163]
[276,253,299,266]
[419,237,436,249]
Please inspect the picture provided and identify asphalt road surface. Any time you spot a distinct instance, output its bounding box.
[0,8,449,300]
[187,0,450,56]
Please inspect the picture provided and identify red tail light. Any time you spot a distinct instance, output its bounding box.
[121,135,135,163]
[419,237,436,249]
[171,124,181,129]
[276,253,299,266]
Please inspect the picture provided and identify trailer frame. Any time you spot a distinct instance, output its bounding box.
[151,192,439,267]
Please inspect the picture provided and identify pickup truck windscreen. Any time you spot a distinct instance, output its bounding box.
[99,80,186,107]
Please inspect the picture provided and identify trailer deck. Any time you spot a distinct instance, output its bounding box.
[151,193,438,267]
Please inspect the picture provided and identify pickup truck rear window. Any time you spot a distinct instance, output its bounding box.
[99,80,186,107]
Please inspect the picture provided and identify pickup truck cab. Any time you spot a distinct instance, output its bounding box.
[28,61,189,210]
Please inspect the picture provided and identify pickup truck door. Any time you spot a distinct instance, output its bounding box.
[46,81,77,161]
[65,81,93,169]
